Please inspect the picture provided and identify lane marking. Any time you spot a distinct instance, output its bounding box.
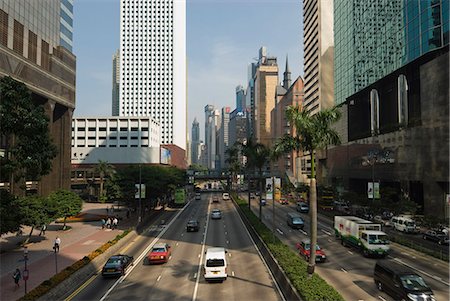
[81,240,95,245]
[176,242,179,246]
[64,274,96,301]
[227,240,230,244]
[321,229,332,236]
[378,296,387,301]
[192,200,212,301]
[100,202,190,300]
[229,253,231,257]
[348,251,353,255]
[169,255,172,260]
[390,257,449,286]
[156,275,161,282]
[194,273,197,279]
[327,239,332,243]
[299,229,307,235]
[276,228,284,235]
[341,268,348,273]
[232,271,235,277]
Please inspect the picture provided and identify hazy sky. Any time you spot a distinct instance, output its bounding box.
[73,0,303,141]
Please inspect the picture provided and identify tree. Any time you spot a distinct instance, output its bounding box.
[225,142,242,189]
[16,195,52,242]
[276,104,341,275]
[94,160,116,202]
[47,190,83,230]
[0,76,58,195]
[0,190,23,234]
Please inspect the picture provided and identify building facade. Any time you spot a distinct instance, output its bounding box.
[191,118,200,165]
[235,85,245,111]
[328,0,449,217]
[204,105,218,170]
[303,0,334,114]
[112,49,120,116]
[218,107,230,170]
[253,47,279,146]
[0,0,76,195]
[119,0,186,149]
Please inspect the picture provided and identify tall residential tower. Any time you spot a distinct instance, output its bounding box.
[119,0,186,149]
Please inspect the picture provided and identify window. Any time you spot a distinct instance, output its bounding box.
[397,75,408,125]
[370,89,379,135]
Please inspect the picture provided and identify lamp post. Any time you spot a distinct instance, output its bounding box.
[23,246,29,295]
[54,243,58,274]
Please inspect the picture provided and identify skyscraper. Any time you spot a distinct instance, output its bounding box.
[119,0,186,148]
[0,0,76,195]
[303,0,334,114]
[235,85,245,111]
[112,49,120,116]
[218,107,230,170]
[191,118,200,165]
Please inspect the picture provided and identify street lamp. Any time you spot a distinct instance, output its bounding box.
[53,243,58,274]
[139,164,142,223]
[23,246,29,295]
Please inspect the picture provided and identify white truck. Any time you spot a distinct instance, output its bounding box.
[334,216,390,257]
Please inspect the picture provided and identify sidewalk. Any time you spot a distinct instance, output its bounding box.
[0,202,136,301]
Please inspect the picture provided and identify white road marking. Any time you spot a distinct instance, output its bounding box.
[176,242,179,246]
[225,231,227,235]
[348,251,353,255]
[232,271,235,277]
[276,228,284,235]
[169,255,172,260]
[81,240,95,245]
[378,296,387,301]
[227,240,229,244]
[181,233,184,237]
[198,254,201,258]
[157,275,161,282]
[299,229,307,235]
[193,273,197,279]
[321,229,332,236]
[391,257,449,286]
[229,253,231,257]
[328,239,332,243]
[341,268,348,273]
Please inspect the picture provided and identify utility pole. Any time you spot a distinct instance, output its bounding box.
[139,164,142,223]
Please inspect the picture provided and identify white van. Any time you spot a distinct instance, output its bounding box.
[204,247,227,282]
[391,216,419,233]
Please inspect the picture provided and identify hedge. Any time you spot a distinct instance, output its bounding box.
[234,194,344,301]
[18,229,131,301]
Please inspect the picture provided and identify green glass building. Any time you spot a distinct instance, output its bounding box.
[335,0,449,104]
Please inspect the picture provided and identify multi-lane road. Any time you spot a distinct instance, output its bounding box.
[246,194,449,301]
[67,193,283,301]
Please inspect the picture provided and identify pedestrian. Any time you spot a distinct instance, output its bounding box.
[39,224,47,236]
[106,217,111,229]
[54,236,61,252]
[13,268,21,288]
[112,217,118,230]
[101,218,106,229]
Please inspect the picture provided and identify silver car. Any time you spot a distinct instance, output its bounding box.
[211,209,222,219]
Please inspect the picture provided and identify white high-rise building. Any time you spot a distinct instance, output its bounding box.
[119,0,186,149]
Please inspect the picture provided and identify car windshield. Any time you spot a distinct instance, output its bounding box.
[400,275,429,291]
[152,248,165,253]
[212,210,220,213]
[106,258,122,265]
[188,221,197,225]
[206,259,225,267]
[405,221,416,227]
[293,217,303,224]
[303,243,321,251]
[368,234,390,245]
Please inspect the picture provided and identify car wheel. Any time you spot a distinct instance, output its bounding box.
[376,281,383,291]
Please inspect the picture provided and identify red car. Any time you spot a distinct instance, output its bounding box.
[279,198,289,205]
[145,242,171,264]
[296,239,327,263]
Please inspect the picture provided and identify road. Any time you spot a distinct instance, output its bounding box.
[247,194,449,301]
[67,193,283,301]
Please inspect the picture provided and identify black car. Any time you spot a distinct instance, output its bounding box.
[423,230,449,245]
[186,220,200,232]
[102,254,134,277]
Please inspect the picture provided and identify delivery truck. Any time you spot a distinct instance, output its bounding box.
[334,216,390,257]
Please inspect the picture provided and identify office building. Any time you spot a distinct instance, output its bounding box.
[112,49,120,116]
[252,47,279,146]
[302,0,334,114]
[328,0,449,217]
[218,107,230,170]
[0,0,76,195]
[204,105,219,170]
[119,0,186,149]
[191,118,200,165]
[235,85,245,111]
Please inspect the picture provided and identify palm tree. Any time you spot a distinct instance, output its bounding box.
[274,105,341,275]
[94,160,116,202]
[225,142,242,190]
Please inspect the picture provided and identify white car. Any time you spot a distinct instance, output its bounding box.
[204,247,227,282]
[222,193,230,200]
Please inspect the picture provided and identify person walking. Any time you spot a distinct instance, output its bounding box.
[106,217,111,229]
[39,224,47,236]
[112,217,118,230]
[101,218,106,229]
[54,236,61,252]
[13,268,21,288]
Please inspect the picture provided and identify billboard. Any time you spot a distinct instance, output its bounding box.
[134,184,146,199]
[266,178,273,200]
[367,182,380,199]
[160,147,171,165]
[274,177,281,201]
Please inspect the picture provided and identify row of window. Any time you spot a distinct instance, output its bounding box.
[73,127,151,132]
[74,144,149,148]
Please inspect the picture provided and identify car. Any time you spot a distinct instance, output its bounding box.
[145,243,171,264]
[296,239,326,262]
[260,199,266,206]
[373,215,392,227]
[204,247,228,282]
[101,254,134,277]
[195,193,201,200]
[211,209,222,219]
[422,230,449,245]
[296,202,309,213]
[186,220,200,232]
[279,198,288,205]
[222,192,230,200]
[286,213,304,229]
[212,196,219,203]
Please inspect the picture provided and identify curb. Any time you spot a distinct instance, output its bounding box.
[36,229,138,301]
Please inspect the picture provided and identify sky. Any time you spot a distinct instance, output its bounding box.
[73,0,303,141]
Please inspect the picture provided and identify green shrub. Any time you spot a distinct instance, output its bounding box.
[233,194,344,301]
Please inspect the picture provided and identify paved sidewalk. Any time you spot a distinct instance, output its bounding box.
[0,202,136,301]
